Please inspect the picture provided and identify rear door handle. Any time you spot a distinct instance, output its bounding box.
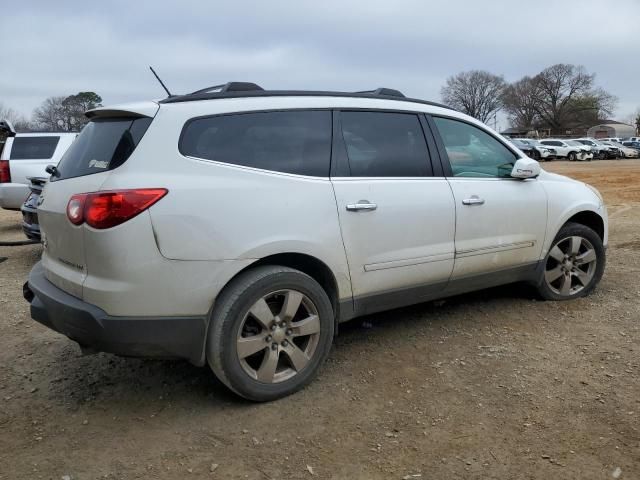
[346,200,377,212]
[462,196,485,206]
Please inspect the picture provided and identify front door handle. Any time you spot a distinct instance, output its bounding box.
[346,200,377,212]
[462,195,485,206]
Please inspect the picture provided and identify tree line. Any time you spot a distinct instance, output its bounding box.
[0,92,102,132]
[440,64,628,135]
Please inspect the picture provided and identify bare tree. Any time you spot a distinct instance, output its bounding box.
[32,96,67,131]
[441,70,506,122]
[0,103,32,131]
[32,92,102,131]
[533,64,616,134]
[502,76,540,128]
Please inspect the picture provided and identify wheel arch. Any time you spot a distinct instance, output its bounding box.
[211,252,352,331]
[565,211,605,241]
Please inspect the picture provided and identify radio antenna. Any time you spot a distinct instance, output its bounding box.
[149,66,173,97]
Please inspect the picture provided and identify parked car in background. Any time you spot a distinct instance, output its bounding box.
[565,140,594,160]
[509,139,537,159]
[622,141,640,152]
[0,125,76,210]
[575,138,618,159]
[21,176,47,240]
[601,140,640,158]
[623,136,640,142]
[24,83,608,401]
[539,139,591,161]
[513,138,556,161]
[599,137,624,143]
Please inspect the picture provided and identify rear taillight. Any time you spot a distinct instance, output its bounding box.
[0,160,10,183]
[67,194,86,225]
[66,189,168,229]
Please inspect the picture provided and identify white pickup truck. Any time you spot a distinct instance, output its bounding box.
[0,121,76,210]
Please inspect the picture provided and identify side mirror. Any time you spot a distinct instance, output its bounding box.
[511,157,541,179]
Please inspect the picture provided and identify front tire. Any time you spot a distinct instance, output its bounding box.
[567,152,577,161]
[535,222,605,301]
[207,266,335,401]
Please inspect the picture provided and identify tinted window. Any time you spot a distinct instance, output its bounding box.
[433,117,517,178]
[180,111,331,176]
[54,117,152,181]
[10,136,59,160]
[340,111,430,177]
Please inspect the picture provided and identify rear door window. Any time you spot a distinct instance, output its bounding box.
[9,136,59,160]
[54,117,152,181]
[339,111,431,177]
[180,110,332,177]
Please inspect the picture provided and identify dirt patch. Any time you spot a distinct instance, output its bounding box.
[0,160,639,479]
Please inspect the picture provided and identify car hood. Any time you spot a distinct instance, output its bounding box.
[538,169,580,184]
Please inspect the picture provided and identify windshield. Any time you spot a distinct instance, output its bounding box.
[54,117,152,181]
[566,140,583,146]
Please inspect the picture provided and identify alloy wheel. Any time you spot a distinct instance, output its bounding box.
[545,236,597,296]
[236,289,321,383]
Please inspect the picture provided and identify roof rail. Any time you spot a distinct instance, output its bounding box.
[159,87,454,112]
[356,88,405,98]
[190,82,264,95]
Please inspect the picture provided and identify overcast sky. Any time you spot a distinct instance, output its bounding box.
[1,0,639,129]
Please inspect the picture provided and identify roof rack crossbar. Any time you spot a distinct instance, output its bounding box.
[190,82,264,95]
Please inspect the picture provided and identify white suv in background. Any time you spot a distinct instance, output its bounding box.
[24,83,608,401]
[0,121,76,210]
[539,139,592,161]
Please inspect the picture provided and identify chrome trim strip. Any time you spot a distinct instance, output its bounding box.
[364,252,454,272]
[455,240,535,258]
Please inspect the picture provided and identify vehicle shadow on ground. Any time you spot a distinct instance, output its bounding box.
[44,282,535,409]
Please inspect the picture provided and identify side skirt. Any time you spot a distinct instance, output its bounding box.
[339,261,542,321]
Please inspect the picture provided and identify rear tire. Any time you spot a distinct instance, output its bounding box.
[535,222,605,301]
[207,266,334,402]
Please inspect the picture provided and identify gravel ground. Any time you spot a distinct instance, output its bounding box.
[0,160,638,479]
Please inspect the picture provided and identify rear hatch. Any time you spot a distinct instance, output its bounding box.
[38,105,157,298]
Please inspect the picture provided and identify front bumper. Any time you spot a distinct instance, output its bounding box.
[25,261,207,365]
[0,183,29,210]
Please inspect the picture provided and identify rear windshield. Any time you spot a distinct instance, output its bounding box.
[53,117,152,181]
[10,136,59,160]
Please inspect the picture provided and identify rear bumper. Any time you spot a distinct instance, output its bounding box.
[0,183,29,210]
[25,261,207,365]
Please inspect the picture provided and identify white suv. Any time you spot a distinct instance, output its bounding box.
[539,139,592,161]
[0,122,76,210]
[24,83,608,401]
